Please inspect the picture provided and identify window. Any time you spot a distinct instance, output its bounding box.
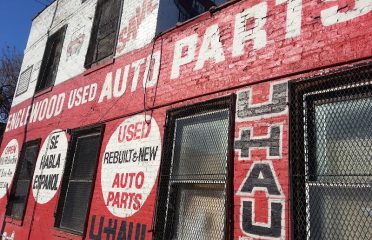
[16,66,33,97]
[37,26,67,92]
[85,0,123,68]
[156,0,228,34]
[154,96,235,240]
[290,64,372,240]
[6,140,40,220]
[55,126,103,234]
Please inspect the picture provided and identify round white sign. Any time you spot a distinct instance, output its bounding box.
[0,139,19,199]
[102,115,161,218]
[32,130,68,204]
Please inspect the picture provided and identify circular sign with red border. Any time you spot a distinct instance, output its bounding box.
[32,130,68,204]
[101,115,161,218]
[0,139,19,199]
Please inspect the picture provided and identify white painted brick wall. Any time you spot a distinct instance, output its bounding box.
[13,0,160,106]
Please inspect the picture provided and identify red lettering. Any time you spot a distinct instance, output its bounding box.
[112,173,120,188]
[106,192,115,206]
[112,192,121,207]
[120,192,128,209]
[107,191,143,210]
[5,146,16,154]
[142,121,151,138]
[135,122,142,139]
[133,194,142,210]
[135,172,145,189]
[126,124,135,141]
[118,125,127,142]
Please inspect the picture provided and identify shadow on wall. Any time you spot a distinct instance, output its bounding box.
[0,123,6,144]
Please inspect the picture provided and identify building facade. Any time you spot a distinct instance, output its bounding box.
[0,0,371,239]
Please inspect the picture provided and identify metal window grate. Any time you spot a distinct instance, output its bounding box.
[15,66,33,97]
[55,127,103,234]
[290,63,372,240]
[6,140,40,220]
[153,96,235,240]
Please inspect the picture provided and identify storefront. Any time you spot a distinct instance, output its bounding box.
[0,0,371,239]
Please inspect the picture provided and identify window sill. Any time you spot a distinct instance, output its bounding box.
[53,226,84,238]
[84,57,115,76]
[5,216,23,226]
[34,86,53,98]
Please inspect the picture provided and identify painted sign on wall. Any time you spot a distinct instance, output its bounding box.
[235,81,288,239]
[101,115,161,218]
[0,139,19,199]
[32,130,68,204]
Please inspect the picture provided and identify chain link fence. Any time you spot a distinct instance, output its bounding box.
[153,96,235,240]
[290,63,372,240]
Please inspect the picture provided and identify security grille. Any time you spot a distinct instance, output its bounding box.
[153,96,235,240]
[55,126,103,234]
[290,63,372,240]
[85,0,122,68]
[6,140,40,219]
[15,66,32,97]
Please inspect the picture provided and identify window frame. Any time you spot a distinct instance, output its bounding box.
[15,65,33,97]
[84,0,124,68]
[54,124,105,236]
[289,63,372,240]
[6,139,41,222]
[153,95,235,240]
[36,25,67,93]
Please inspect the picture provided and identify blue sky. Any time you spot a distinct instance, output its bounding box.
[0,0,52,54]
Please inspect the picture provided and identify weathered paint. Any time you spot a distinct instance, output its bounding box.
[1,0,371,239]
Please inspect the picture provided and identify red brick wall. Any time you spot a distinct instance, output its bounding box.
[1,0,371,239]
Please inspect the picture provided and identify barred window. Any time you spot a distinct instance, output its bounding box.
[55,126,103,234]
[153,96,234,240]
[6,140,40,220]
[16,66,33,97]
[37,26,67,92]
[85,0,122,68]
[290,64,372,240]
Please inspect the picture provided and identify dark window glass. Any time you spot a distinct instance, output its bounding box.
[56,129,102,234]
[6,140,40,219]
[290,65,372,240]
[154,97,234,240]
[175,0,219,22]
[85,0,122,68]
[156,0,227,34]
[37,26,67,92]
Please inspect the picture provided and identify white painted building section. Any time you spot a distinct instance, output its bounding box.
[13,0,160,107]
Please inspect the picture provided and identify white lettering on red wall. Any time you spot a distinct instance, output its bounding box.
[6,1,372,133]
[170,0,371,79]
[6,51,161,132]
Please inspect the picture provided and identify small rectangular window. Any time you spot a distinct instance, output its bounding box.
[156,0,228,34]
[36,26,67,92]
[85,0,122,68]
[55,126,103,234]
[16,66,33,97]
[290,64,372,240]
[6,140,40,220]
[154,96,234,240]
